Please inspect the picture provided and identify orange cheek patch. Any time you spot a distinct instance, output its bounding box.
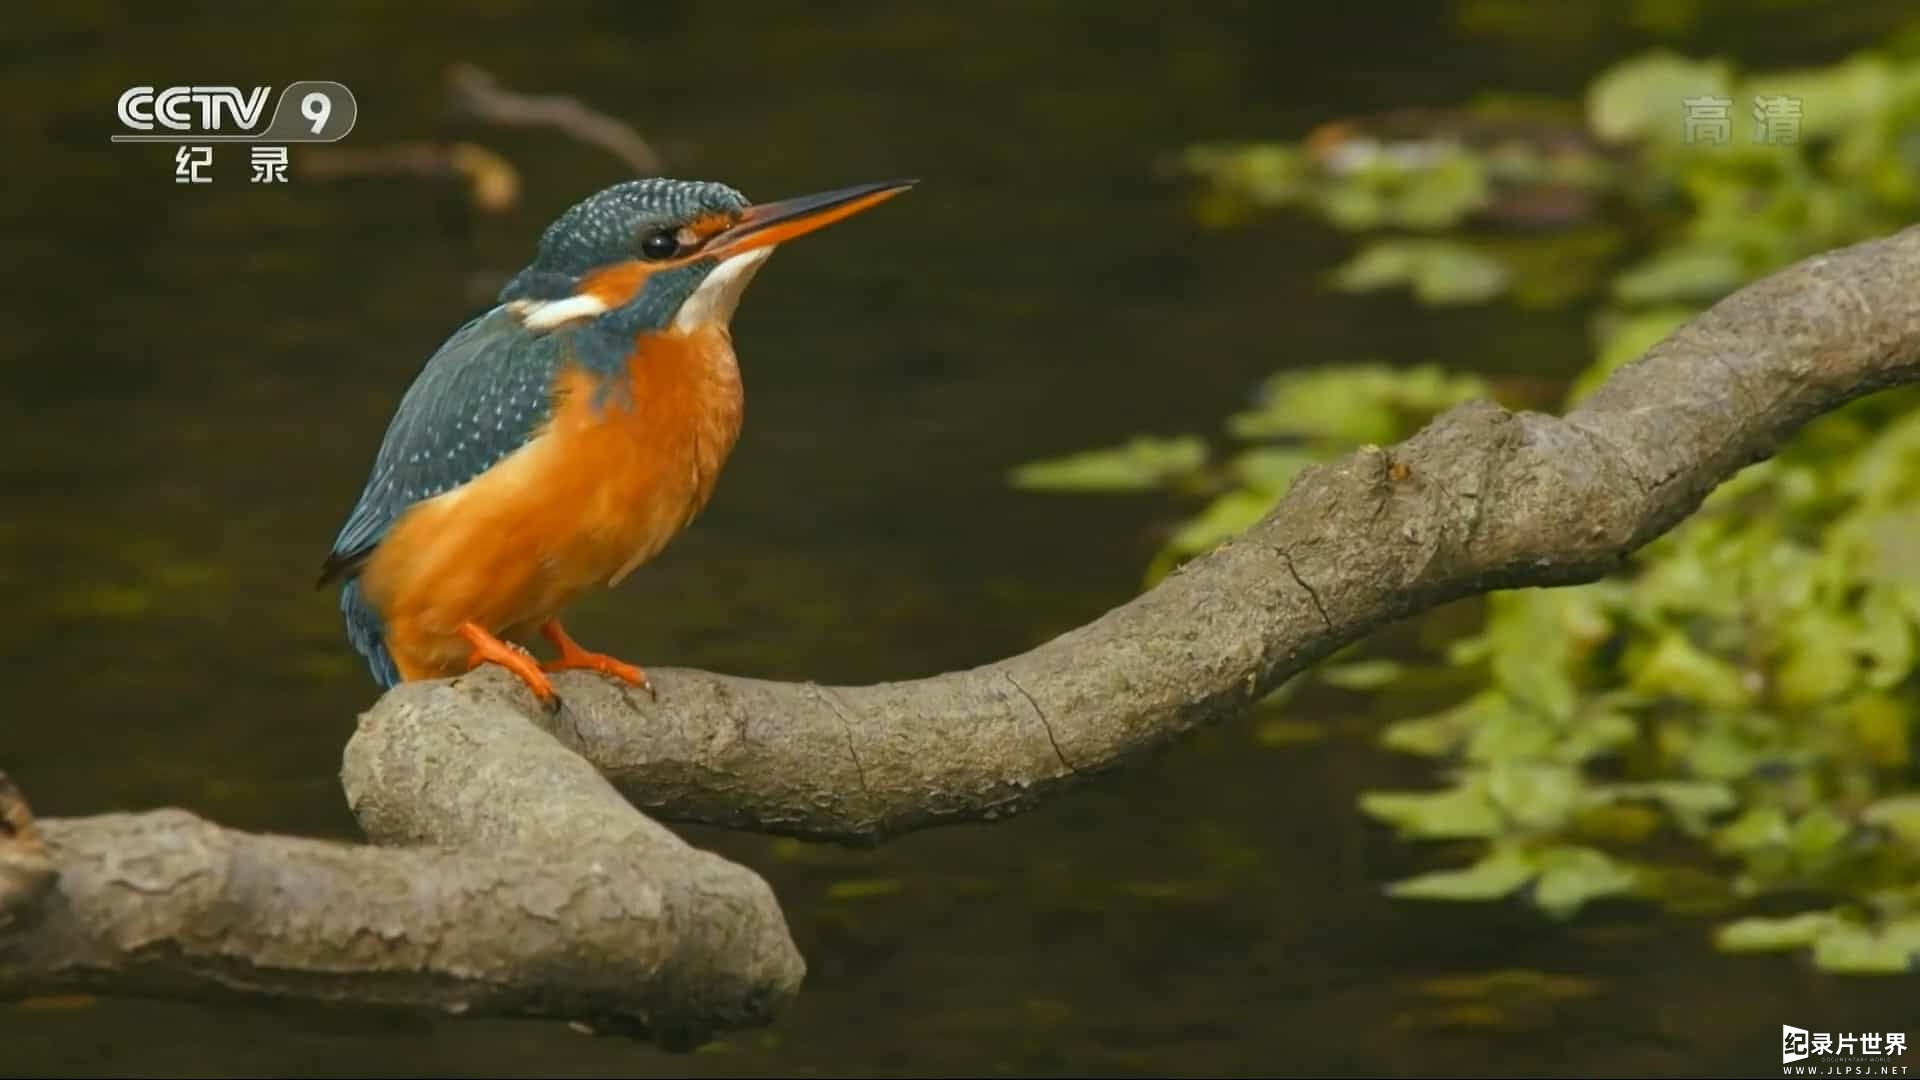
[577,260,652,306]
[685,211,740,244]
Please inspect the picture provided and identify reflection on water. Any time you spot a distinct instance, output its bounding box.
[4,2,1914,1074]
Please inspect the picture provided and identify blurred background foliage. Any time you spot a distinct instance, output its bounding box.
[1013,40,1920,973]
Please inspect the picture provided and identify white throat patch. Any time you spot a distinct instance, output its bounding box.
[672,248,773,333]
[508,294,608,332]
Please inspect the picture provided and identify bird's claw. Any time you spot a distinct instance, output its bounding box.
[458,620,561,711]
[538,620,652,699]
[548,657,655,701]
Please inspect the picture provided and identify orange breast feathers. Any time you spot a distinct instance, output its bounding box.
[357,326,745,681]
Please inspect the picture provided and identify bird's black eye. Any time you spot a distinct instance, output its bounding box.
[639,229,680,260]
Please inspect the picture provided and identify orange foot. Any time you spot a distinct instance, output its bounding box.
[458,620,560,713]
[540,619,655,699]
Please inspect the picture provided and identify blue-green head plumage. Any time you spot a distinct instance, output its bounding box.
[498,178,750,347]
[518,178,749,281]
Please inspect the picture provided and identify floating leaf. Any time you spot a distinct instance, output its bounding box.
[1332,240,1510,306]
[1228,447,1320,495]
[1586,51,1736,143]
[1611,247,1747,305]
[1718,911,1920,974]
[1330,240,1418,292]
[1486,761,1585,832]
[1007,436,1209,492]
[1319,183,1388,230]
[1712,806,1790,856]
[1811,921,1920,975]
[1627,632,1752,708]
[1789,808,1854,867]
[1555,699,1641,765]
[1361,783,1504,839]
[1228,363,1493,447]
[1532,846,1639,918]
[1381,710,1473,758]
[1387,847,1536,902]
[1594,781,1737,835]
[1393,153,1494,230]
[1179,141,1314,209]
[1463,696,1562,763]
[1715,911,1840,952]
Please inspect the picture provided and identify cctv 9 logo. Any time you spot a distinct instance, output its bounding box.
[112,82,357,143]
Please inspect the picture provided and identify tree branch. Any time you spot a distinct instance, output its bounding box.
[380,223,1920,846]
[0,692,803,1049]
[5,223,1918,1040]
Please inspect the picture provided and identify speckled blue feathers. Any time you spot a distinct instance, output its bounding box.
[321,307,562,584]
[319,307,565,685]
[500,178,748,303]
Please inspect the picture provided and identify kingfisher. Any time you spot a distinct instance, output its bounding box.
[317,176,914,709]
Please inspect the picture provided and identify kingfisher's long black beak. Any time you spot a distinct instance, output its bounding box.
[708,179,916,256]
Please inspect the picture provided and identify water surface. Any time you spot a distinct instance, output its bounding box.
[4,3,1912,1074]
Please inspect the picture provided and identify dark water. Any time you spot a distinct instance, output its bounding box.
[4,3,1915,1075]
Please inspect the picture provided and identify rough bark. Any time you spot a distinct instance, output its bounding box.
[0,689,804,1049]
[469,223,1920,845]
[4,223,1919,1037]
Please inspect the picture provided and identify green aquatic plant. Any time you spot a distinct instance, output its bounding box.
[1011,362,1499,584]
[1365,387,1920,970]
[1013,43,1920,972]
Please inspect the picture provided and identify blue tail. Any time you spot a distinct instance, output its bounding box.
[340,578,401,689]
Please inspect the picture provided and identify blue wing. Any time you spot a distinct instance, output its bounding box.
[320,305,568,686]
[321,306,566,584]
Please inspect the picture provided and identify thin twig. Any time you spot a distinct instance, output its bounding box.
[446,61,664,176]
